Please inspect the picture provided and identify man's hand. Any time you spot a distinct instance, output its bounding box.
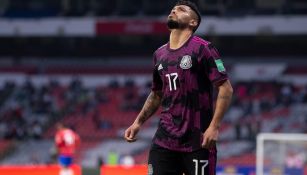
[201,126,219,149]
[124,123,141,142]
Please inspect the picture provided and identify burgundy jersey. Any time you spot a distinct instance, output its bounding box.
[151,36,228,152]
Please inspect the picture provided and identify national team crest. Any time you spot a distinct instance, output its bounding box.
[180,55,192,69]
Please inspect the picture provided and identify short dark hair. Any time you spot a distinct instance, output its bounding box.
[175,0,201,32]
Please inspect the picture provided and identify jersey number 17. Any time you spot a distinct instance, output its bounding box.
[165,73,178,91]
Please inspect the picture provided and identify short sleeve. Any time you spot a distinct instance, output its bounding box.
[202,44,228,86]
[55,132,63,146]
[151,52,163,91]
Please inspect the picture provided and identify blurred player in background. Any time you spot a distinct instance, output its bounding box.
[124,0,233,175]
[55,123,80,175]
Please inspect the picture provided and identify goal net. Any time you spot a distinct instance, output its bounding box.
[256,133,307,175]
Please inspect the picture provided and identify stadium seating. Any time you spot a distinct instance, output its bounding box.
[0,140,12,160]
[0,0,306,173]
[0,140,53,165]
[0,63,306,167]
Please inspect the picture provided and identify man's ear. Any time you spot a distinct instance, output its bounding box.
[189,19,198,29]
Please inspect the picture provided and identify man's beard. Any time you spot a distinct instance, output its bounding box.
[167,19,186,29]
[167,19,181,29]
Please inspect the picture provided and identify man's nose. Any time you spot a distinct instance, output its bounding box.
[171,9,176,14]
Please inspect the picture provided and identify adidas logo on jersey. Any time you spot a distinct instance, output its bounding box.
[158,64,163,70]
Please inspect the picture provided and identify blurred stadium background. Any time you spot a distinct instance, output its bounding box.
[0,0,306,175]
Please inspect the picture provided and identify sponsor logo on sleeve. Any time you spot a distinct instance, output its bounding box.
[215,59,226,72]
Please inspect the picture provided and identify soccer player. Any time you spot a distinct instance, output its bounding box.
[55,123,80,175]
[124,0,233,175]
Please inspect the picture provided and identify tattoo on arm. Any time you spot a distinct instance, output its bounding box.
[218,95,231,100]
[138,91,162,125]
[210,81,233,129]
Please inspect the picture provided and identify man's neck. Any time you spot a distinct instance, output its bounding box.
[169,29,193,50]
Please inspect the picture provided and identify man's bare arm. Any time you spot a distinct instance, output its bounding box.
[134,90,163,125]
[125,90,162,142]
[210,80,233,129]
[202,80,233,148]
